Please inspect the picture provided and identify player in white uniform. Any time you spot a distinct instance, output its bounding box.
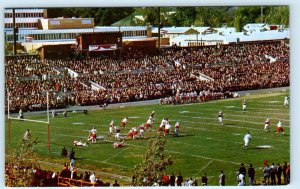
[218,111,223,126]
[158,118,167,132]
[139,124,145,138]
[264,118,271,132]
[51,109,56,118]
[242,100,247,112]
[108,121,115,137]
[115,126,121,140]
[23,129,31,140]
[284,95,289,106]
[174,122,180,136]
[243,132,252,149]
[145,118,153,131]
[74,139,88,146]
[19,108,24,121]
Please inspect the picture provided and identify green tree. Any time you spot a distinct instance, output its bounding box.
[264,6,289,26]
[233,6,262,32]
[5,134,40,187]
[132,132,173,186]
[5,42,13,55]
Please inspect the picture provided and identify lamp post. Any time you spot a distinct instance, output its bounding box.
[196,32,198,46]
[157,7,161,49]
[13,8,17,55]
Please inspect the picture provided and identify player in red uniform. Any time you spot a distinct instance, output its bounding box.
[113,140,125,148]
[164,123,171,136]
[276,121,284,135]
[90,127,97,144]
[121,117,128,128]
[127,127,138,140]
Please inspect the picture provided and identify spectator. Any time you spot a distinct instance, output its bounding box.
[61,147,68,157]
[176,172,183,186]
[219,170,225,186]
[169,172,175,186]
[113,180,120,186]
[201,173,208,186]
[247,163,255,186]
[276,163,282,185]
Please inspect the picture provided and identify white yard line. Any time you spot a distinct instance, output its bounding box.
[183,111,290,122]
[103,148,129,163]
[193,159,213,177]
[178,115,290,128]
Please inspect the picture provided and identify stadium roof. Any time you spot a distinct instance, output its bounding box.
[243,23,267,32]
[171,30,289,46]
[152,27,193,34]
[5,26,148,35]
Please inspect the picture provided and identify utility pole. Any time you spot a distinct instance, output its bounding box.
[261,6,264,23]
[13,8,17,55]
[157,7,160,49]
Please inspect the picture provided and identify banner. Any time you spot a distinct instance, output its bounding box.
[89,44,117,51]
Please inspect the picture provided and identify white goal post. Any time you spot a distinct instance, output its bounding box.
[7,90,51,151]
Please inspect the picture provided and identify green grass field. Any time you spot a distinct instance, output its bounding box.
[5,91,290,186]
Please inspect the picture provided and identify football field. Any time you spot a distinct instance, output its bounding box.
[5,91,290,186]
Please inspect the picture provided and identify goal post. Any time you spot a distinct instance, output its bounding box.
[7,91,51,151]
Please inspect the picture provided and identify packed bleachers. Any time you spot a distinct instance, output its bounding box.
[5,41,289,113]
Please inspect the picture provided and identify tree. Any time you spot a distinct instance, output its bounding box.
[132,132,173,186]
[5,42,14,55]
[234,6,263,31]
[5,134,40,187]
[264,6,289,26]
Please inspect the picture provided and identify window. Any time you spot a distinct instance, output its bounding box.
[82,19,92,24]
[50,20,60,25]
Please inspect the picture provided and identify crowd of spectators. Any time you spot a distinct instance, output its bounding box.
[5,41,289,112]
[5,163,58,187]
[5,156,290,187]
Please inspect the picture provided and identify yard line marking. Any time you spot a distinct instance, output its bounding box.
[73,122,84,125]
[193,159,213,177]
[91,159,132,169]
[179,111,190,113]
[168,150,240,165]
[178,115,290,127]
[182,111,290,122]
[128,116,140,119]
[103,147,129,163]
[172,106,289,116]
